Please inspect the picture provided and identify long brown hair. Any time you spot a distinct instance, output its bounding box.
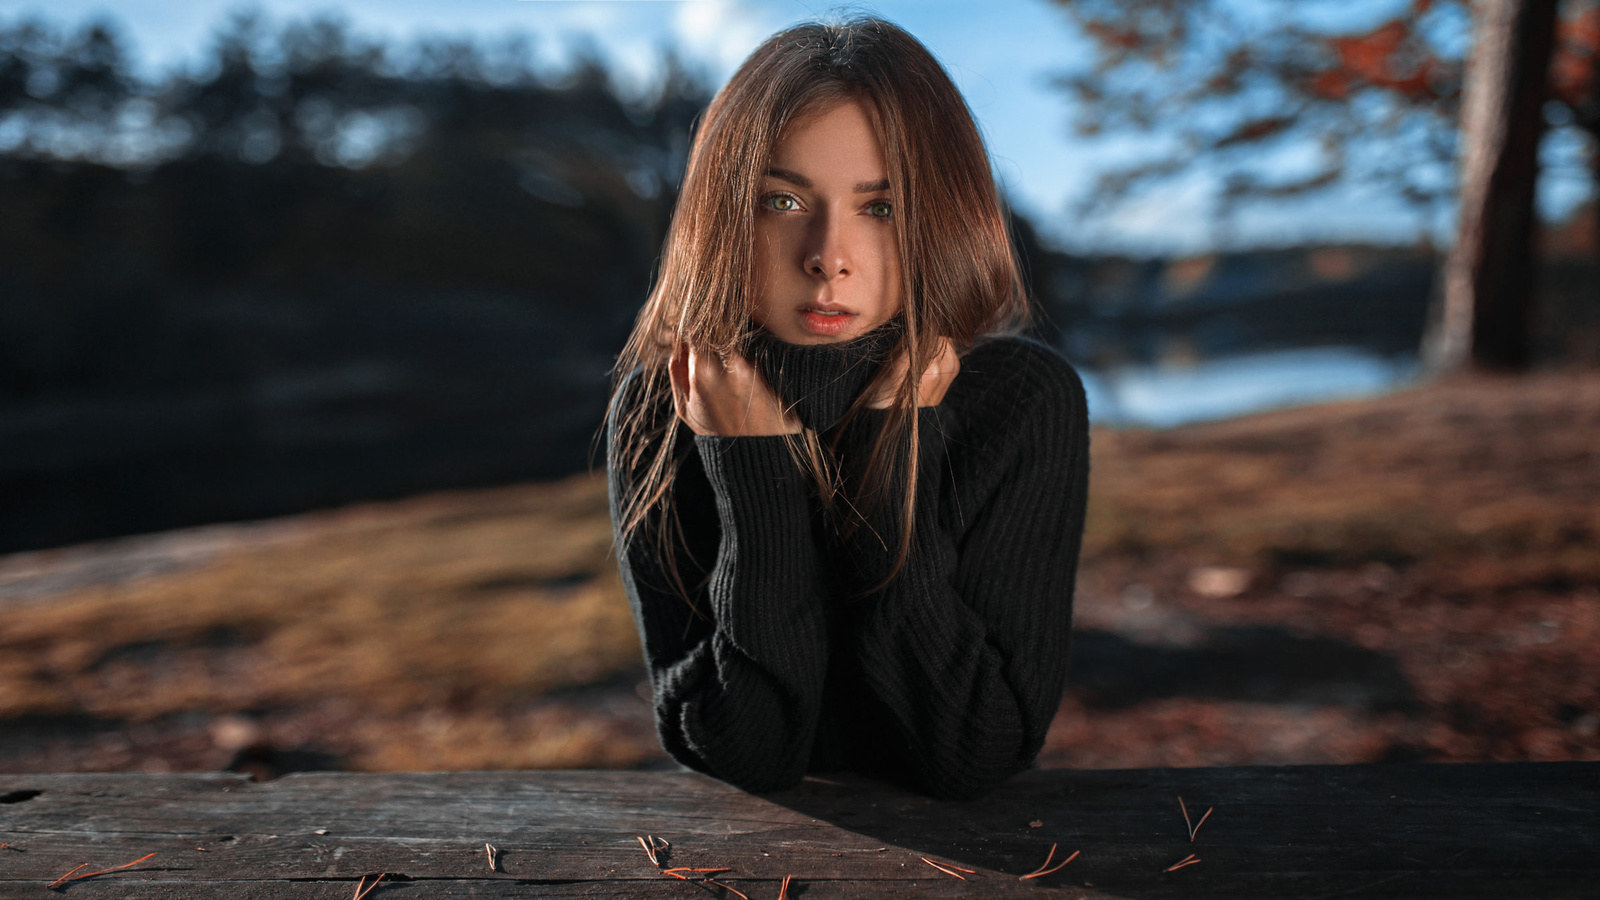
[610,17,1027,596]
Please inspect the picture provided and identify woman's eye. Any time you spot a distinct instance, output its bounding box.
[763,194,800,212]
[866,200,893,219]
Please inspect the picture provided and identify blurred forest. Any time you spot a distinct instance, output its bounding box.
[1053,0,1596,245]
[1054,0,1600,368]
[7,9,1595,553]
[0,12,706,552]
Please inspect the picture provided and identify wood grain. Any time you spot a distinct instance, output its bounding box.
[1,763,1594,898]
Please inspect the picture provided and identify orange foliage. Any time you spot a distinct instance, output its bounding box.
[1305,3,1598,116]
[1310,20,1444,103]
[1333,21,1411,81]
[1077,0,1598,127]
[1084,21,1144,52]
[1552,5,1600,111]
[1307,70,1353,101]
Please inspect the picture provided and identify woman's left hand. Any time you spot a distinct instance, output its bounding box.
[867,338,960,409]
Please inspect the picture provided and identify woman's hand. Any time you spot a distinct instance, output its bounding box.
[867,338,961,409]
[670,344,801,436]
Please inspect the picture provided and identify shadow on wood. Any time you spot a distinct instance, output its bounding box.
[761,762,1596,898]
[0,763,1593,897]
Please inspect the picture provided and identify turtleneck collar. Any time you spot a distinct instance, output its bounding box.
[746,318,904,432]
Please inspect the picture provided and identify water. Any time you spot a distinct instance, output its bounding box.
[1078,346,1421,428]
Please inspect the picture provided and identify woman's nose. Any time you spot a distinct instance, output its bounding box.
[804,216,851,279]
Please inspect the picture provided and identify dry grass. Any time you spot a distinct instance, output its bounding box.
[1050,367,1600,769]
[1084,368,1600,575]
[0,474,650,771]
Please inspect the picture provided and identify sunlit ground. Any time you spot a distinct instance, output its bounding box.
[1,368,1597,776]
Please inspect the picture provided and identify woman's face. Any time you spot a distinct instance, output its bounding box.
[751,98,903,344]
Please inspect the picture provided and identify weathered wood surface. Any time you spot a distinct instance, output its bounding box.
[1,763,1595,898]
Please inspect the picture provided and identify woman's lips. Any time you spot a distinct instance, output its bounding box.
[799,308,857,336]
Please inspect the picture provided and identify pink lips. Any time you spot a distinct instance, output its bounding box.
[799,308,857,336]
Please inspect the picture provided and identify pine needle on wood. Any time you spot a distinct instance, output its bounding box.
[704,877,750,899]
[1179,796,1214,842]
[1020,843,1080,880]
[662,867,732,880]
[46,863,89,888]
[352,872,386,899]
[636,834,669,867]
[1192,805,1213,841]
[778,874,794,900]
[48,852,157,889]
[1165,854,1201,872]
[920,857,972,880]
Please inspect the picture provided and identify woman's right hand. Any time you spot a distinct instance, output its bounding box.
[670,344,801,436]
[867,338,961,409]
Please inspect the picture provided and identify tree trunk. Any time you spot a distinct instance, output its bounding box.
[1426,0,1560,372]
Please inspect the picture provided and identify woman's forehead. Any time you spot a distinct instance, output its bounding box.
[768,99,889,184]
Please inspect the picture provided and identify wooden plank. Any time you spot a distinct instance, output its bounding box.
[2,865,1048,898]
[4,770,1071,898]
[1,763,1594,898]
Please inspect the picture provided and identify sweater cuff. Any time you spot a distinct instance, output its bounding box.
[693,434,825,647]
[695,434,813,533]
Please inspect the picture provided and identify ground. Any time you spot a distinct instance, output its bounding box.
[1,367,1596,777]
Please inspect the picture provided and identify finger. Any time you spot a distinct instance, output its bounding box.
[724,350,799,428]
[913,340,960,407]
[711,351,760,423]
[931,345,959,382]
[687,345,719,396]
[698,347,765,400]
[719,349,757,381]
[688,347,742,431]
[670,344,688,389]
[866,350,911,409]
[669,345,690,418]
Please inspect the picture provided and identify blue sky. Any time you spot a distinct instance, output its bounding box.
[1,0,1591,252]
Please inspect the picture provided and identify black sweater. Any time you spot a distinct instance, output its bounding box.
[606,333,1090,799]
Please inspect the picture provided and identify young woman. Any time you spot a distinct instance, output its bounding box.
[607,17,1089,800]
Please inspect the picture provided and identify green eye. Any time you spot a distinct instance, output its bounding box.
[764,194,800,212]
[867,200,893,218]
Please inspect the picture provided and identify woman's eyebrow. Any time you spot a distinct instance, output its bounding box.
[765,168,891,194]
[766,167,811,188]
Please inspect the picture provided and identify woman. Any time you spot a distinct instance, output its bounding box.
[607,17,1089,800]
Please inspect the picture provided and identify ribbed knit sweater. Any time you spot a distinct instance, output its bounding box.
[606,331,1090,799]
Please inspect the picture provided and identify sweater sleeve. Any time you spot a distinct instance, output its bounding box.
[607,375,832,792]
[832,344,1090,799]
